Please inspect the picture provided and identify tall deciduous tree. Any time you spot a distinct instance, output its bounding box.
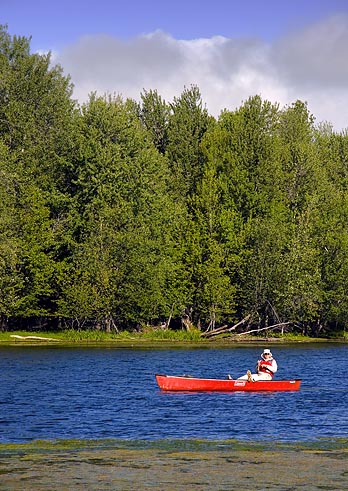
[313,129,348,332]
[140,89,170,155]
[213,96,287,326]
[58,95,184,329]
[274,101,323,330]
[0,139,23,327]
[166,85,212,199]
[0,25,77,325]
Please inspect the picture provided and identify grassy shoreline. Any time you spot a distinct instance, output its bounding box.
[0,330,346,349]
[0,329,346,348]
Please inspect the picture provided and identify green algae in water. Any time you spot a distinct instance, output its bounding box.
[2,438,348,491]
[1,437,348,457]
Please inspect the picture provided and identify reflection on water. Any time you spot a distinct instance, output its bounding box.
[1,344,348,443]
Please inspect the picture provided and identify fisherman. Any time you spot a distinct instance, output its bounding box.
[237,348,278,382]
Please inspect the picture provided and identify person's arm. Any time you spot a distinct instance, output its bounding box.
[268,359,278,373]
[258,359,277,373]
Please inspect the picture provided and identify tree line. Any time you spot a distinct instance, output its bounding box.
[1,25,348,336]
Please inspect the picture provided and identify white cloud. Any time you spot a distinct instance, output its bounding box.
[272,14,348,88]
[55,14,348,131]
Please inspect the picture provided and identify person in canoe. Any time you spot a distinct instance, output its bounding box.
[237,348,278,382]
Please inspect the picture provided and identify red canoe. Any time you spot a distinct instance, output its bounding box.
[155,374,301,392]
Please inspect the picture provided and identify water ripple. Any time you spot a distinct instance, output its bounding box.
[1,344,348,443]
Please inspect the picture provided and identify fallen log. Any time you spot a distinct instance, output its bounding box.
[201,315,251,338]
[236,322,292,336]
[10,335,59,341]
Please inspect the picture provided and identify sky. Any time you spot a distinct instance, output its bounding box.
[2,0,348,131]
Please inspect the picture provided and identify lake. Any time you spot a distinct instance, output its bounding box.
[1,343,348,443]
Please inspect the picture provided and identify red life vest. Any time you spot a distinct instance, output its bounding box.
[258,359,275,378]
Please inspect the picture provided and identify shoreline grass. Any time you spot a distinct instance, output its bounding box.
[0,328,345,347]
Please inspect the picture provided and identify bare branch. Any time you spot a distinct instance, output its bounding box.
[236,322,292,336]
[201,314,251,338]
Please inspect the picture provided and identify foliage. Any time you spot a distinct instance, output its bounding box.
[0,328,202,343]
[1,26,348,336]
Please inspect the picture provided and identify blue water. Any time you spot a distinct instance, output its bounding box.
[1,344,348,443]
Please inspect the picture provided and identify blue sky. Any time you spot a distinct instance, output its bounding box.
[4,0,348,48]
[2,0,348,130]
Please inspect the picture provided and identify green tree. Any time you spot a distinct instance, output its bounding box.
[213,97,287,327]
[0,139,23,327]
[166,85,213,199]
[312,129,348,333]
[140,89,170,154]
[0,25,77,326]
[274,102,323,331]
[58,95,185,329]
[186,159,239,329]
